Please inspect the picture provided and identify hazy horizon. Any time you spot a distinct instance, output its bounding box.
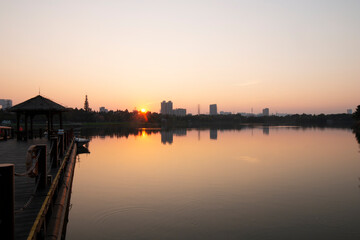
[1,1,359,114]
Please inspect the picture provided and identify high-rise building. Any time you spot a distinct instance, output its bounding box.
[210,104,217,115]
[347,109,353,114]
[161,101,167,114]
[262,108,269,116]
[160,101,173,115]
[166,101,173,114]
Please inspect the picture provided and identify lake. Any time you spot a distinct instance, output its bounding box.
[66,126,360,239]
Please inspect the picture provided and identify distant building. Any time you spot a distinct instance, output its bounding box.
[161,101,173,115]
[220,111,231,115]
[0,99,12,109]
[99,107,108,113]
[347,109,353,114]
[262,108,269,116]
[239,112,255,117]
[173,108,186,116]
[210,104,217,115]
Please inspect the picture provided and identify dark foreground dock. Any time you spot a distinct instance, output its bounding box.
[0,131,76,240]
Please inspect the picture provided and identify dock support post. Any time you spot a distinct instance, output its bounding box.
[51,137,59,168]
[63,132,67,150]
[37,145,47,189]
[59,135,64,157]
[0,164,15,240]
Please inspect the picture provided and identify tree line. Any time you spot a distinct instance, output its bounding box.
[0,106,359,128]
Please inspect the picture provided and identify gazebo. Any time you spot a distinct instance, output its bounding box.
[10,95,67,140]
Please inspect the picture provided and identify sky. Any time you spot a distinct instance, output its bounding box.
[1,0,359,114]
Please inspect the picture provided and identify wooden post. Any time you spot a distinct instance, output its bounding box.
[16,113,20,140]
[59,135,64,157]
[51,137,59,168]
[30,115,34,139]
[37,145,47,189]
[25,114,28,140]
[64,132,68,149]
[47,113,51,140]
[59,112,63,129]
[4,129,8,141]
[0,164,15,240]
[50,113,54,132]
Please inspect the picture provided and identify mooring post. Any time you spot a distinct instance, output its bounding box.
[51,137,59,168]
[37,145,47,189]
[0,164,15,240]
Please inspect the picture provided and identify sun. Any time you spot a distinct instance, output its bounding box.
[141,108,147,113]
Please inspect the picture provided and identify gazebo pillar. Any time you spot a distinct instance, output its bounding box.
[24,113,28,140]
[50,113,54,132]
[16,113,21,140]
[30,115,34,139]
[59,112,63,129]
[47,113,51,139]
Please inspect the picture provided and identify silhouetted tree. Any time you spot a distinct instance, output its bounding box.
[354,105,360,121]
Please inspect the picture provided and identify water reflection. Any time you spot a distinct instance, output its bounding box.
[161,129,187,144]
[161,131,173,144]
[67,126,360,240]
[263,127,269,135]
[210,129,217,140]
[353,130,360,145]
[81,126,159,139]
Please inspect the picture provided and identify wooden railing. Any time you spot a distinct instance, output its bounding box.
[0,129,75,240]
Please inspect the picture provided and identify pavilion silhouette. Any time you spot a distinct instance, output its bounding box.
[10,95,67,140]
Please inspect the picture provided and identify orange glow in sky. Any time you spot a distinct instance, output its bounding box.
[1,1,359,114]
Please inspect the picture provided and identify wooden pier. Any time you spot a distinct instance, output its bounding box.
[0,131,76,240]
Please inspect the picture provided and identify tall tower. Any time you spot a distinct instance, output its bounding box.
[84,95,90,112]
[198,104,200,115]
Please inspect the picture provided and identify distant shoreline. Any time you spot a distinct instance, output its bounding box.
[0,109,356,129]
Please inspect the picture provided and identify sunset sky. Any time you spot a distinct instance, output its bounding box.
[1,0,359,114]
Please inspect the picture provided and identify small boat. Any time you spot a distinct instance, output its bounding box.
[77,146,90,154]
[75,137,90,146]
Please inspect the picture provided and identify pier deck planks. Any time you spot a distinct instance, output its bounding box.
[0,138,60,239]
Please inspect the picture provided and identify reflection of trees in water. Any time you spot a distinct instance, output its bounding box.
[80,126,160,139]
[353,130,360,145]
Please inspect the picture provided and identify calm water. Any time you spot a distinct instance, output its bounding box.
[66,127,360,240]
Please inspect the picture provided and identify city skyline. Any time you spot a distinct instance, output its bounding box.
[1,1,359,114]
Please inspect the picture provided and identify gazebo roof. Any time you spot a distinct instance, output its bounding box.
[10,95,67,112]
